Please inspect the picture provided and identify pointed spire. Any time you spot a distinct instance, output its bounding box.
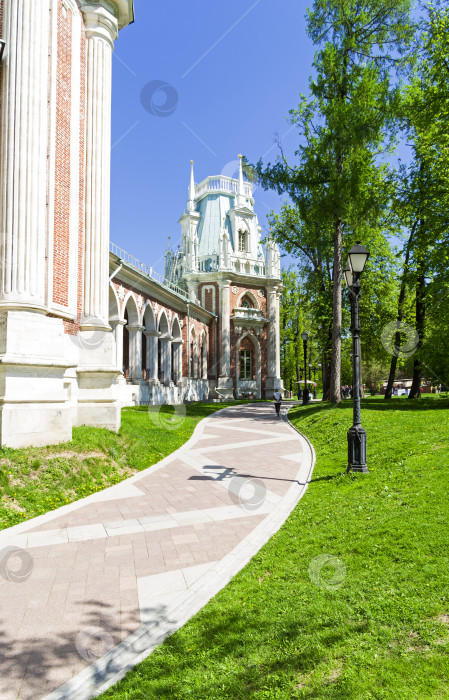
[187,160,195,212]
[237,154,245,207]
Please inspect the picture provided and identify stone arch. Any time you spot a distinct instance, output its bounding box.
[158,309,170,337]
[143,302,156,332]
[236,331,261,399]
[122,292,139,325]
[236,289,259,309]
[109,284,120,323]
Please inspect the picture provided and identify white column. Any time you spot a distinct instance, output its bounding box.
[79,4,118,329]
[145,331,159,381]
[127,325,143,381]
[110,320,126,370]
[220,280,231,378]
[275,290,281,379]
[267,285,278,379]
[0,0,49,311]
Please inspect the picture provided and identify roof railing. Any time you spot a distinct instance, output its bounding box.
[109,242,190,301]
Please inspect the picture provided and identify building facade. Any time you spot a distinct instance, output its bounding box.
[0,1,282,449]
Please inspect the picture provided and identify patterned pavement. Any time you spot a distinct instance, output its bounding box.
[0,403,315,700]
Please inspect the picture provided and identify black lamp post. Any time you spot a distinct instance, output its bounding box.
[343,242,369,473]
[301,331,309,405]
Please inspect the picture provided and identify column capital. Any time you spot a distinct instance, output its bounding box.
[144,330,160,337]
[127,324,145,333]
[79,4,119,48]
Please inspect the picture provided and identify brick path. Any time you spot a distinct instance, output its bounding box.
[0,403,314,700]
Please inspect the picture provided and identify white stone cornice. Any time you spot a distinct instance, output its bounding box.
[79,4,118,48]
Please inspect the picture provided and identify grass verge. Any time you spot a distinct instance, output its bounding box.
[97,396,449,700]
[0,401,246,531]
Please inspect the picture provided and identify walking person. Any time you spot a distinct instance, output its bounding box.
[273,389,282,418]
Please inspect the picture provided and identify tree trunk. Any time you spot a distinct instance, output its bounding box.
[408,265,426,399]
[329,218,343,403]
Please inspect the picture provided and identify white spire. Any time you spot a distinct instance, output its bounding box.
[187,160,195,212]
[236,154,245,207]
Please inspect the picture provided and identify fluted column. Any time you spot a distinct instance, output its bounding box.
[80,4,118,329]
[275,290,281,379]
[145,331,159,381]
[0,0,49,311]
[219,280,231,378]
[110,319,126,370]
[267,285,278,379]
[127,325,143,381]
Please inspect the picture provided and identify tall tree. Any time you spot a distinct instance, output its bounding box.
[388,2,449,398]
[251,0,413,402]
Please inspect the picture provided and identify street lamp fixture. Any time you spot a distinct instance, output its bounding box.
[344,242,369,473]
[301,331,309,405]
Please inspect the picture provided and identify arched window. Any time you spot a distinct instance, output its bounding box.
[238,230,248,252]
[240,295,254,309]
[240,350,252,379]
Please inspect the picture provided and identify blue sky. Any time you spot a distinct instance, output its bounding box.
[110,0,316,274]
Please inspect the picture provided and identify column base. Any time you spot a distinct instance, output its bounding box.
[0,311,73,447]
[264,377,284,399]
[76,369,121,431]
[216,376,234,400]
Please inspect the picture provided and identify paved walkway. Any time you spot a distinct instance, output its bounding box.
[0,403,315,700]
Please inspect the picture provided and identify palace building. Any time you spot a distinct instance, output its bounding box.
[0,0,282,448]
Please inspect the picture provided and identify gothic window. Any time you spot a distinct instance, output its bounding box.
[238,230,247,252]
[240,350,252,379]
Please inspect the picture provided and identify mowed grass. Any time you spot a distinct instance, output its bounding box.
[96,396,449,700]
[0,402,244,531]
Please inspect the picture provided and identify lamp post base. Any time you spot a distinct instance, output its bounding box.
[347,424,368,473]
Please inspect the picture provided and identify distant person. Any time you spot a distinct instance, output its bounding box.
[273,390,282,417]
[297,387,302,401]
[438,383,442,393]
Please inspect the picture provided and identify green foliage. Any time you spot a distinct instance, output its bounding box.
[252,0,413,400]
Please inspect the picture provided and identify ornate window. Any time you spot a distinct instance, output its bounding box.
[240,350,252,379]
[238,230,248,252]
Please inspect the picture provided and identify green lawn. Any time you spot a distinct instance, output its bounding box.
[96,396,449,700]
[0,402,243,531]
